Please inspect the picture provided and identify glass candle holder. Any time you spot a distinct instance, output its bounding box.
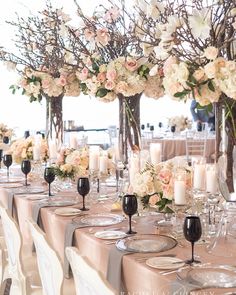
[174,169,187,206]
[192,157,206,192]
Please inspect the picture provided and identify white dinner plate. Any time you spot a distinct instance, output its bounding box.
[146,257,185,270]
[94,230,127,240]
[54,207,81,216]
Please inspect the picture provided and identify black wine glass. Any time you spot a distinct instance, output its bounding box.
[141,124,145,131]
[122,194,138,234]
[3,154,12,181]
[150,125,154,131]
[21,159,31,186]
[0,149,3,169]
[158,122,163,129]
[197,121,202,132]
[183,216,202,264]
[170,125,176,134]
[77,177,90,211]
[44,167,55,197]
[3,136,9,144]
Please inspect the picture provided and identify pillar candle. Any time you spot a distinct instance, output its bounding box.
[89,146,100,171]
[174,179,186,205]
[33,145,41,161]
[129,153,140,187]
[49,140,57,159]
[69,134,78,149]
[206,166,217,194]
[99,153,108,174]
[193,163,206,190]
[150,143,161,165]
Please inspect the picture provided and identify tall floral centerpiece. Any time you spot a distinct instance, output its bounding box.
[0,1,81,143]
[136,0,236,192]
[60,0,164,162]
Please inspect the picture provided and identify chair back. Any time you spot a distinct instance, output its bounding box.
[185,130,207,163]
[28,220,64,295]
[0,205,29,295]
[65,247,115,295]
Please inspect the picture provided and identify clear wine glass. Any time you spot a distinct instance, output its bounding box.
[3,154,12,181]
[122,194,138,234]
[183,215,202,264]
[77,177,90,211]
[21,159,31,186]
[44,167,55,197]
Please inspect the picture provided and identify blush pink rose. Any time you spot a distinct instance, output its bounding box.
[125,58,138,72]
[57,75,67,86]
[105,80,115,90]
[159,169,172,185]
[149,194,160,206]
[78,68,89,81]
[84,28,95,41]
[95,28,110,46]
[106,69,117,81]
[104,7,120,23]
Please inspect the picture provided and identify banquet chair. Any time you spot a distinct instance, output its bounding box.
[185,130,207,164]
[65,247,116,295]
[0,205,42,295]
[27,220,75,295]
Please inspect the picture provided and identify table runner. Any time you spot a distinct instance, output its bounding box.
[106,246,131,294]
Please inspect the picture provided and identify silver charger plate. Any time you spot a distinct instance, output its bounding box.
[186,267,236,288]
[116,234,177,253]
[80,213,124,226]
[13,186,46,195]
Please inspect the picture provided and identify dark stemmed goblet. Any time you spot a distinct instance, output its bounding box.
[44,167,55,197]
[183,216,202,264]
[21,159,31,186]
[77,177,90,211]
[170,125,176,135]
[122,194,138,234]
[158,122,163,129]
[3,154,12,180]
[0,149,3,169]
[141,124,145,131]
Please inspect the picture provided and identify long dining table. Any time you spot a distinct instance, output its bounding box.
[1,178,236,295]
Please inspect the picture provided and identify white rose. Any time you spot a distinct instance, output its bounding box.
[203,46,218,60]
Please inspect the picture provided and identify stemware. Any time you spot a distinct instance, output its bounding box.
[183,215,202,264]
[77,177,90,211]
[44,167,55,197]
[21,159,31,186]
[170,125,176,137]
[0,149,3,169]
[158,122,163,129]
[122,194,138,234]
[3,154,12,180]
[2,136,9,144]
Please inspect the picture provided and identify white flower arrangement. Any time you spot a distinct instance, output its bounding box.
[168,116,192,132]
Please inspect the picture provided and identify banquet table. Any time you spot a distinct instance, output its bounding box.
[142,135,215,162]
[1,184,236,295]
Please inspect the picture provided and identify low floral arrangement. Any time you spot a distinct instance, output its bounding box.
[77,56,164,102]
[132,159,192,213]
[9,136,49,163]
[0,123,14,140]
[168,116,192,132]
[54,147,89,180]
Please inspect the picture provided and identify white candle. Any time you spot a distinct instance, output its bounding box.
[69,134,78,149]
[150,143,161,165]
[49,140,57,159]
[129,153,140,187]
[89,146,100,171]
[99,153,108,174]
[206,166,217,194]
[193,163,206,190]
[33,145,41,161]
[222,107,226,152]
[174,179,186,205]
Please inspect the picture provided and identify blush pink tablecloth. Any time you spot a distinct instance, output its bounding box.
[1,189,236,294]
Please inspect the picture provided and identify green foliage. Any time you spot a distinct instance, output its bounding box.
[96,88,109,97]
[138,65,150,79]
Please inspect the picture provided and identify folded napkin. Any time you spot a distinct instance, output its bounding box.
[7,191,14,216]
[64,221,91,278]
[32,202,50,229]
[106,246,131,294]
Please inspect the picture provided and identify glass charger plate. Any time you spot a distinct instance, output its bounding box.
[177,265,236,289]
[0,182,24,188]
[95,230,127,240]
[116,234,177,253]
[0,176,24,183]
[14,186,46,195]
[80,213,124,226]
[43,199,77,206]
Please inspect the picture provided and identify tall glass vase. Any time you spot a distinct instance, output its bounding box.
[215,97,236,193]
[118,93,141,164]
[45,94,64,146]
